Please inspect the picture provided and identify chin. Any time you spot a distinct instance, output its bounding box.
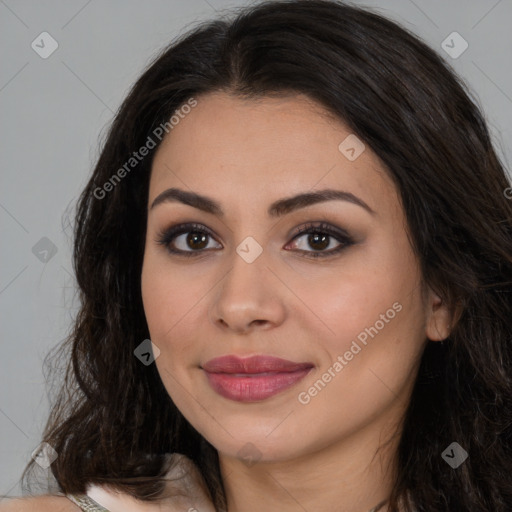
[197,416,317,465]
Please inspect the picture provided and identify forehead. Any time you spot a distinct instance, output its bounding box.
[148,92,396,216]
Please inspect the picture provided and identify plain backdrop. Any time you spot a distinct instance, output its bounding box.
[1,0,511,498]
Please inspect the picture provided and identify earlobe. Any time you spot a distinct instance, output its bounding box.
[425,291,453,342]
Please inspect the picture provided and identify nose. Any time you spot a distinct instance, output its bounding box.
[209,246,286,335]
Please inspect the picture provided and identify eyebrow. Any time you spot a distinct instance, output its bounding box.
[149,187,375,217]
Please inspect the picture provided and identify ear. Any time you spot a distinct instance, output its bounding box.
[424,288,454,342]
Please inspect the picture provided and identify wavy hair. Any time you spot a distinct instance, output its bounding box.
[22,1,512,510]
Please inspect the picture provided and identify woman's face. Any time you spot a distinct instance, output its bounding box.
[141,92,450,463]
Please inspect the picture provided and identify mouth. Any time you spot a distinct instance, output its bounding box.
[201,355,314,402]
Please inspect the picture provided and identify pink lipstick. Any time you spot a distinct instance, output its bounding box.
[202,355,313,402]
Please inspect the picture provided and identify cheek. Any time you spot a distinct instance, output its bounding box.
[142,251,202,338]
[288,258,415,354]
[141,251,217,378]
[290,240,427,391]
[297,267,426,414]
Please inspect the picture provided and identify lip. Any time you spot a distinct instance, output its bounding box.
[202,355,314,402]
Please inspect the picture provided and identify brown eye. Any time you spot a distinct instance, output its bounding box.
[186,232,209,250]
[156,223,222,256]
[306,233,330,251]
[292,231,341,252]
[286,222,354,258]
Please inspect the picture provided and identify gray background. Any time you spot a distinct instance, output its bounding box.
[1,0,511,498]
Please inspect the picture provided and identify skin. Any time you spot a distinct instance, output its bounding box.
[0,496,81,511]
[0,494,194,511]
[140,92,453,512]
[140,92,452,512]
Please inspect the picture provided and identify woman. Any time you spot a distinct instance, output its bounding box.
[3,0,512,510]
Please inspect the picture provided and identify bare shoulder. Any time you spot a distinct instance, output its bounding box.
[0,495,81,511]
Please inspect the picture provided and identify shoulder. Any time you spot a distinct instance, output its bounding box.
[0,454,215,512]
[0,495,81,511]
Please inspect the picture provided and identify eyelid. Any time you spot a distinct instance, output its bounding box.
[289,221,351,240]
[285,221,354,257]
[155,220,354,258]
[155,222,221,257]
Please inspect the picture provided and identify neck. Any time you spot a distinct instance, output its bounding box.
[218,413,402,512]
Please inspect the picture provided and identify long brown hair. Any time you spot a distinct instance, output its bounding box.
[22,1,512,510]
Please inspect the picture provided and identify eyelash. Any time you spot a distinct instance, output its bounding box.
[155,221,354,259]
